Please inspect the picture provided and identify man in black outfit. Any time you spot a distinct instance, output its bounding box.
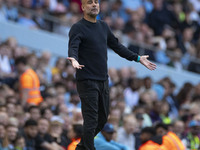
[68,0,157,150]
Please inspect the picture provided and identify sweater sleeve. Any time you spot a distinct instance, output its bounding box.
[106,23,139,62]
[68,24,83,61]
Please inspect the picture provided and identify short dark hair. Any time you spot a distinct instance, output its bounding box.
[15,56,27,65]
[155,123,168,131]
[28,105,39,112]
[24,119,38,127]
[141,127,156,136]
[73,124,83,139]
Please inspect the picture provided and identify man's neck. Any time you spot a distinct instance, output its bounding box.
[83,15,97,23]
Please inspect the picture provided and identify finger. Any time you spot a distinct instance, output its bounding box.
[67,57,73,60]
[150,63,157,67]
[147,64,156,70]
[144,55,149,59]
[150,65,157,70]
[77,65,85,69]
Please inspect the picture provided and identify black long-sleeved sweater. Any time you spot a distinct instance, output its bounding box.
[68,18,139,81]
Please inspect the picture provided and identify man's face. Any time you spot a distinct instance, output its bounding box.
[191,126,200,135]
[156,127,167,136]
[82,0,100,17]
[102,131,114,142]
[38,119,49,135]
[26,126,38,138]
[30,108,41,121]
[7,126,18,141]
[16,138,25,149]
[124,120,136,134]
[16,63,25,74]
[140,133,151,144]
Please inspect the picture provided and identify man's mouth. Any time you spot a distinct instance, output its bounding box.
[91,9,98,11]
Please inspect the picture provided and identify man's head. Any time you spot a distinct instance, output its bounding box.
[155,123,168,136]
[14,135,25,149]
[101,123,115,142]
[15,56,27,73]
[188,120,200,136]
[6,124,18,142]
[38,118,49,135]
[24,119,38,138]
[140,127,156,144]
[173,120,185,135]
[68,124,83,140]
[28,106,41,121]
[81,0,99,18]
[123,115,137,134]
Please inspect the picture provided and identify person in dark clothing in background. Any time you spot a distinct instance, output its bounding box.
[147,0,178,35]
[67,0,157,150]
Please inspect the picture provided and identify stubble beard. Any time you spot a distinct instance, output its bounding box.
[88,9,99,18]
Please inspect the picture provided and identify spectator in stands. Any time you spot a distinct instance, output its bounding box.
[124,78,141,109]
[0,112,9,126]
[14,135,26,150]
[38,51,52,83]
[49,116,69,149]
[27,53,38,70]
[188,41,200,73]
[23,119,61,150]
[147,0,178,35]
[67,124,83,150]
[139,127,166,150]
[6,124,19,150]
[186,120,200,149]
[38,117,64,150]
[159,101,172,124]
[149,101,163,123]
[172,120,187,147]
[176,82,194,107]
[95,123,129,150]
[2,0,18,21]
[0,43,13,77]
[51,57,66,75]
[117,114,138,150]
[0,0,6,21]
[41,108,53,121]
[17,10,39,29]
[155,123,185,150]
[67,90,81,113]
[28,106,41,121]
[6,102,16,117]
[44,93,57,113]
[0,124,7,149]
[179,27,196,68]
[15,56,43,107]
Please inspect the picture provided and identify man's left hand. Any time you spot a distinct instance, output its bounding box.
[139,55,157,70]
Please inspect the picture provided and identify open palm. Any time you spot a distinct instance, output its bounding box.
[139,55,157,70]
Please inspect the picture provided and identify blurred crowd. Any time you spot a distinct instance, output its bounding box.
[0,36,200,150]
[0,0,200,73]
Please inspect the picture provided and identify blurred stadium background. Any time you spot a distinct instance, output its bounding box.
[0,0,200,150]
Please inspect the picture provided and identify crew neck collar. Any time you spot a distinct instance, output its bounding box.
[82,18,98,25]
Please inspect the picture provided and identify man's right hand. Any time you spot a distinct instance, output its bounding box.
[67,57,85,69]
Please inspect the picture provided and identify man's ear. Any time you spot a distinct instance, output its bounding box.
[81,5,85,11]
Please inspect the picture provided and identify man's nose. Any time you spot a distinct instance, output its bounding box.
[92,1,97,7]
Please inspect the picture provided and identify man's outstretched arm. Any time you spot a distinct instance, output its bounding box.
[106,23,156,70]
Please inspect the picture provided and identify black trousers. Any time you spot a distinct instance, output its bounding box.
[75,79,109,150]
